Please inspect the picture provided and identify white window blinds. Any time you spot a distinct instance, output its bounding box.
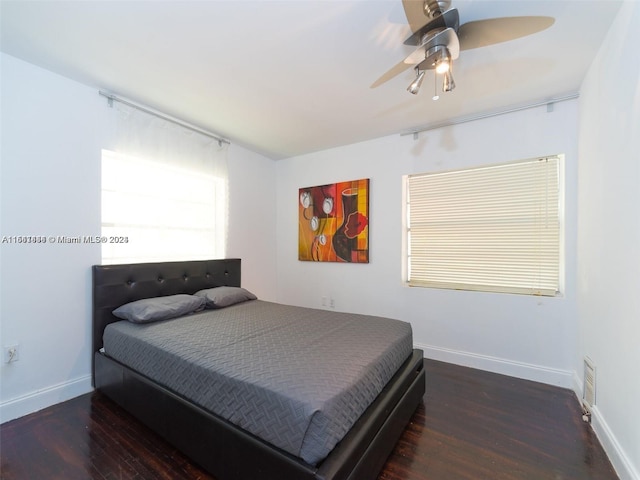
[407,156,561,296]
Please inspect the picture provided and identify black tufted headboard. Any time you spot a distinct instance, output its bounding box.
[92,258,241,359]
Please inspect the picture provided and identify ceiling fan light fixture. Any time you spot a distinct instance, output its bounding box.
[432,72,440,101]
[407,69,426,95]
[375,1,555,99]
[443,69,456,92]
[433,47,451,74]
[435,58,450,74]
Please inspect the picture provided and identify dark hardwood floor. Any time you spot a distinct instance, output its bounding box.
[0,360,617,480]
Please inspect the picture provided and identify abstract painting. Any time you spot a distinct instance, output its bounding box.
[298,178,369,262]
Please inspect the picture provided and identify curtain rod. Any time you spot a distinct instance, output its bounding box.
[400,93,580,138]
[99,91,230,146]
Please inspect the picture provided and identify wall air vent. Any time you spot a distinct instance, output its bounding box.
[583,356,596,414]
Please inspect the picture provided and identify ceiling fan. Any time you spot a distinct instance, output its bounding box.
[372,0,554,98]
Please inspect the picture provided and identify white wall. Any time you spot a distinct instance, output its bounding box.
[227,145,278,300]
[576,2,640,479]
[1,54,104,422]
[276,99,579,387]
[0,53,277,422]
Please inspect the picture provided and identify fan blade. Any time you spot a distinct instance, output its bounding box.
[458,16,554,51]
[402,0,430,34]
[402,0,453,34]
[404,27,460,65]
[404,45,427,65]
[371,60,414,88]
[404,8,460,46]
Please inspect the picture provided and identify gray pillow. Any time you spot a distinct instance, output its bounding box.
[113,294,206,323]
[194,286,257,308]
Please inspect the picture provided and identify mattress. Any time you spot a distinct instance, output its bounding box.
[102,300,413,465]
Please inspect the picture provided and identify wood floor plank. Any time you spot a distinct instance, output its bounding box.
[0,360,618,480]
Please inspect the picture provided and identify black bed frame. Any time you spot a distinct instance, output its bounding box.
[92,259,425,480]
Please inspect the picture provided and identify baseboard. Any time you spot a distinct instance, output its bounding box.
[416,342,573,388]
[573,380,639,480]
[572,368,583,398]
[0,374,93,424]
[419,345,639,478]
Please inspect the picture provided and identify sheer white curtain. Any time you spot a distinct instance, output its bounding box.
[102,103,228,264]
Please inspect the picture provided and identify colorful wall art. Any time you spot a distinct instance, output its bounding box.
[298,178,369,263]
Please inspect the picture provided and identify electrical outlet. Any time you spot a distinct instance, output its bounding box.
[329,297,335,309]
[4,345,19,363]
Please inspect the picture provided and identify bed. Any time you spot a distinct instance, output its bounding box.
[93,258,425,480]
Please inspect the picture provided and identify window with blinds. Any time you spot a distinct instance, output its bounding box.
[406,156,561,296]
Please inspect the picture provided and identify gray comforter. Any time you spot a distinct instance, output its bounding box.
[103,300,413,465]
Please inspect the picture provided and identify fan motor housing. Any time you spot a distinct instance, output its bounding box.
[423,0,452,19]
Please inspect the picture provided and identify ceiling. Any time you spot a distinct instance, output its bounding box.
[0,0,622,160]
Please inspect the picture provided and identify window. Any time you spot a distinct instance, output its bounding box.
[101,102,228,264]
[406,156,561,296]
[101,150,227,264]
